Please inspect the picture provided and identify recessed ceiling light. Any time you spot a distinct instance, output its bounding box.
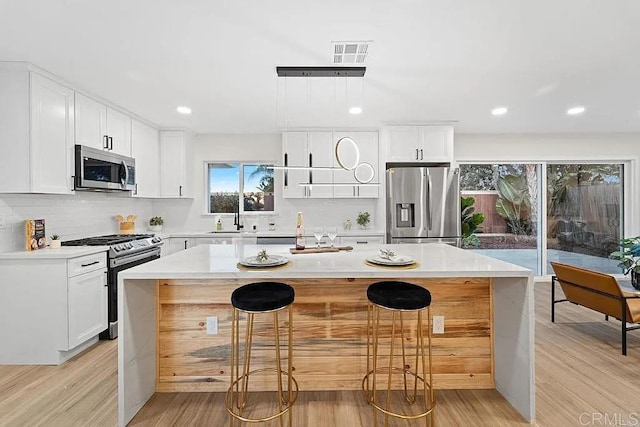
[491,107,508,116]
[176,106,192,115]
[349,106,362,115]
[567,106,585,116]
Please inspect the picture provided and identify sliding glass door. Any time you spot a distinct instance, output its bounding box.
[546,163,623,274]
[460,162,625,276]
[460,163,542,274]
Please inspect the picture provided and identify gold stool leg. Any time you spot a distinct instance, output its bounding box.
[372,304,380,427]
[384,310,397,427]
[288,305,294,427]
[229,308,237,427]
[273,311,284,427]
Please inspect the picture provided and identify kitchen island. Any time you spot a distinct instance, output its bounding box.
[118,243,534,425]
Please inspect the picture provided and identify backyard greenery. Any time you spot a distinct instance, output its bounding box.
[461,196,485,247]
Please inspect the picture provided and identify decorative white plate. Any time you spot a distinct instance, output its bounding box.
[240,254,289,268]
[366,255,415,266]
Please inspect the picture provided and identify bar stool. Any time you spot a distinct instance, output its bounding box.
[362,281,436,426]
[226,282,298,426]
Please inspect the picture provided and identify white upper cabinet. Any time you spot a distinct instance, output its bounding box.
[131,119,159,198]
[75,92,131,156]
[332,131,379,198]
[0,68,74,194]
[281,131,333,198]
[159,130,193,198]
[386,125,453,163]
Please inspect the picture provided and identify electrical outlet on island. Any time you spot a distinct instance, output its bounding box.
[206,316,218,334]
[433,315,444,334]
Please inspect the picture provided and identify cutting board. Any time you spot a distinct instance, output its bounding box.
[289,246,353,254]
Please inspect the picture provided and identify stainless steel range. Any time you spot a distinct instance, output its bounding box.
[62,234,163,339]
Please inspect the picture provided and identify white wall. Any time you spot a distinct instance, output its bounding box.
[152,133,379,233]
[0,192,153,253]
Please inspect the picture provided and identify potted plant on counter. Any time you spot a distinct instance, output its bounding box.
[149,216,164,232]
[609,236,640,290]
[357,211,371,230]
[49,234,61,249]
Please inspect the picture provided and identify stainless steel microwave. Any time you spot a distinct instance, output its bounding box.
[74,145,136,191]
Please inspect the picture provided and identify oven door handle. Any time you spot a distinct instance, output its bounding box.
[110,247,161,268]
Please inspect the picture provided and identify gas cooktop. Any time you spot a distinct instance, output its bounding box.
[62,234,154,246]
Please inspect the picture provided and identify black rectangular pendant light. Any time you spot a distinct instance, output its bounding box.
[276,66,366,77]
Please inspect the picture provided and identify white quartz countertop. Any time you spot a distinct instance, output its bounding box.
[0,246,109,260]
[121,243,531,280]
[168,229,384,238]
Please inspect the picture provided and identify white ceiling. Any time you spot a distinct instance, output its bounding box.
[2,0,640,134]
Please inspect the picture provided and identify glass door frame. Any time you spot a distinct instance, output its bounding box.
[458,157,636,277]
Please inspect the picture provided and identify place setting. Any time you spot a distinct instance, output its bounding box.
[237,249,291,270]
[365,248,419,269]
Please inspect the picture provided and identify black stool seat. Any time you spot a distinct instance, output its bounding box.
[367,281,431,310]
[231,282,295,312]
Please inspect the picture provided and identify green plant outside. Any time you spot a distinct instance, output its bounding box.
[461,196,485,247]
[495,174,531,235]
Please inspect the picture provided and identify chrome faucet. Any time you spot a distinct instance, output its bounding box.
[233,209,244,231]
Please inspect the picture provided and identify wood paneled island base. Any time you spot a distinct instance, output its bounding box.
[157,276,493,393]
[119,244,534,426]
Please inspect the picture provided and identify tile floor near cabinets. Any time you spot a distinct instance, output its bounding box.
[0,281,638,426]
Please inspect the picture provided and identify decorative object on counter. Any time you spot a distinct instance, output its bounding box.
[378,248,398,261]
[326,227,338,247]
[25,219,46,251]
[364,258,419,270]
[257,249,269,262]
[49,234,61,249]
[289,245,353,254]
[343,219,352,230]
[356,211,370,229]
[238,252,290,268]
[216,218,222,231]
[115,215,137,234]
[295,212,305,250]
[609,236,640,290]
[313,226,324,248]
[149,216,164,232]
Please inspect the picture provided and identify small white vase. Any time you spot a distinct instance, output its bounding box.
[50,240,61,249]
[149,225,163,232]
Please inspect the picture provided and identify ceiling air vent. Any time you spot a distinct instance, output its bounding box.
[331,41,371,64]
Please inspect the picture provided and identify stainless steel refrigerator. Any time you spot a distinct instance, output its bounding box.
[386,163,461,245]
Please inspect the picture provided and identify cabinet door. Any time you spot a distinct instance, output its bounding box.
[306,132,333,198]
[420,125,453,162]
[281,132,308,198]
[333,131,379,198]
[106,107,132,156]
[160,131,188,197]
[30,73,75,194]
[67,268,107,349]
[168,238,194,253]
[131,120,159,197]
[75,92,107,150]
[387,126,421,162]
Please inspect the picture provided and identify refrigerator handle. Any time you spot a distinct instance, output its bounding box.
[427,172,432,230]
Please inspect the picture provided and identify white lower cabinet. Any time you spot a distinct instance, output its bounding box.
[68,267,108,349]
[166,238,195,255]
[0,250,107,365]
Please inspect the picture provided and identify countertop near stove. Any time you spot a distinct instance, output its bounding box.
[0,246,109,259]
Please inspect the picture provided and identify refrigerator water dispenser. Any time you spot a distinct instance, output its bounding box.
[395,203,415,227]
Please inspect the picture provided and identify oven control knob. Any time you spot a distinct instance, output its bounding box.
[113,246,121,252]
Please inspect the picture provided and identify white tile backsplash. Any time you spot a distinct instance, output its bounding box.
[0,192,154,253]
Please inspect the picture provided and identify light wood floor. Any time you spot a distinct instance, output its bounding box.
[0,281,638,426]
